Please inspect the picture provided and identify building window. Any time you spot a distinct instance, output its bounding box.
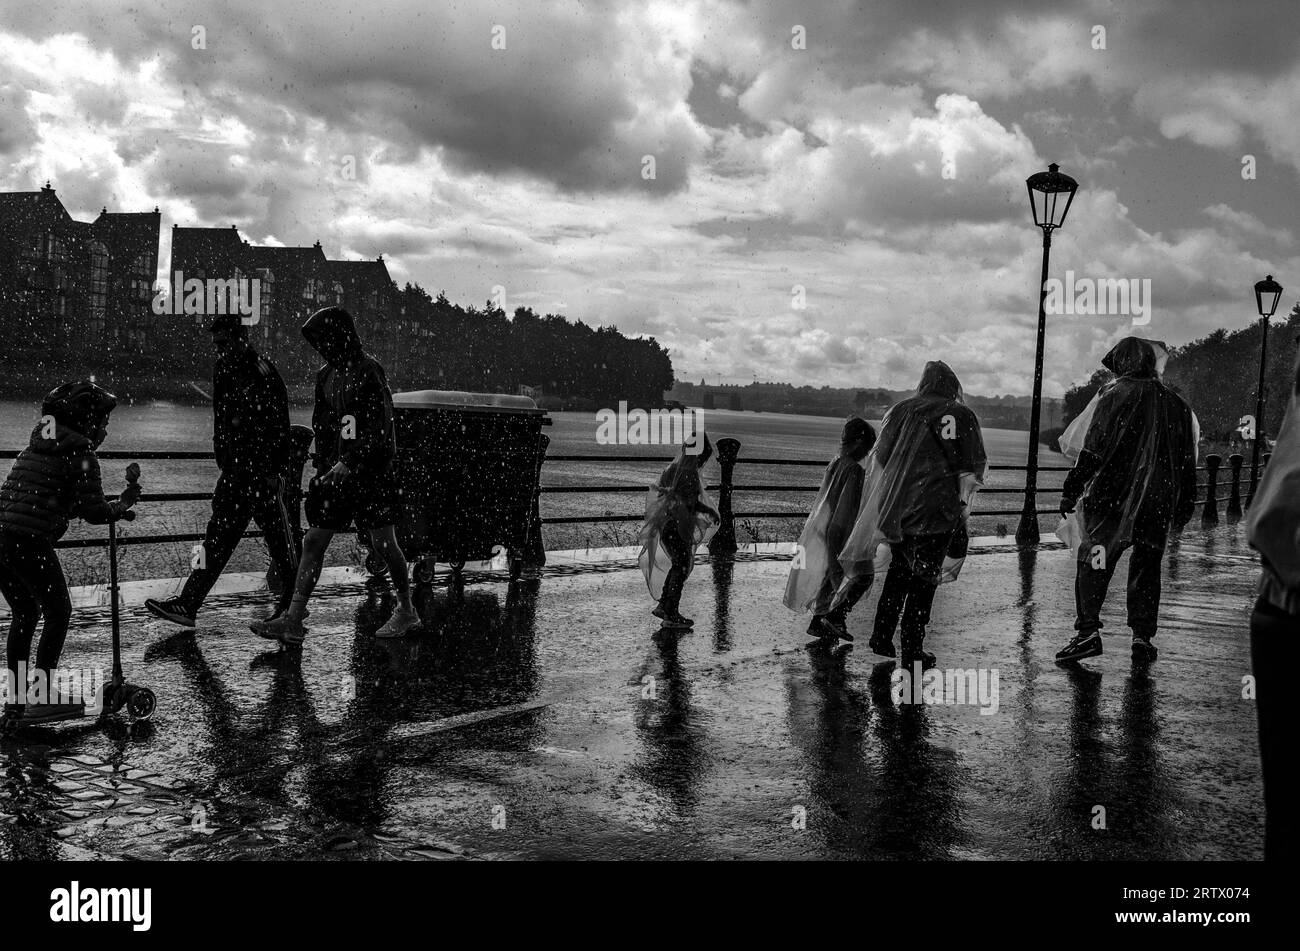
[89,241,109,323]
[258,268,274,322]
[333,281,344,305]
[303,277,319,301]
[130,253,153,302]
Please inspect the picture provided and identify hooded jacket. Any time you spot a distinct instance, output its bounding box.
[213,344,290,477]
[1062,336,1197,549]
[0,422,129,542]
[302,307,396,478]
[873,361,987,537]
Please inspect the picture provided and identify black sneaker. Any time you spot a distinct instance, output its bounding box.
[900,648,937,670]
[1131,634,1158,662]
[1056,631,1103,663]
[820,615,853,642]
[868,634,896,658]
[807,616,833,639]
[145,597,196,628]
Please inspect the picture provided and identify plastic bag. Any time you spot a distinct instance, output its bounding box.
[1057,511,1086,557]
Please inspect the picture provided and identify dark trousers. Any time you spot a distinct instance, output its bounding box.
[0,533,71,693]
[1250,598,1296,861]
[658,526,692,615]
[1074,539,1163,637]
[179,472,299,613]
[824,575,872,623]
[872,533,949,649]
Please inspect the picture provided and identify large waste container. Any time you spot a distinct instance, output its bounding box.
[388,389,550,581]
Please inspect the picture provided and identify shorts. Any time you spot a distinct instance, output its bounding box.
[305,468,400,532]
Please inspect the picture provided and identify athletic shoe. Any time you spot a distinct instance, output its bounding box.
[807,616,833,639]
[1131,634,1158,662]
[145,597,195,628]
[900,648,937,671]
[256,615,306,646]
[1056,631,1102,663]
[868,634,897,658]
[376,605,422,638]
[820,616,853,642]
[659,614,693,630]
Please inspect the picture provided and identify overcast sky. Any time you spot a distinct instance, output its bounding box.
[3,0,1298,396]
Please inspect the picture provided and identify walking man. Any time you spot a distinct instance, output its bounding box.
[1055,337,1197,664]
[146,313,298,627]
[254,306,420,645]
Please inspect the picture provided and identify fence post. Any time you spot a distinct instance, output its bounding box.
[1226,453,1244,522]
[708,437,741,556]
[1201,454,1221,526]
[522,432,550,572]
[268,423,315,590]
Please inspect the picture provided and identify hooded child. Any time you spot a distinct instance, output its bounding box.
[783,417,877,641]
[0,382,141,723]
[638,433,720,629]
[254,306,419,645]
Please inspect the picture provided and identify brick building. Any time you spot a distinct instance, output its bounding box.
[0,184,160,386]
[169,225,397,388]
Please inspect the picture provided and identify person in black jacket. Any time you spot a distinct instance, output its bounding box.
[1,382,139,720]
[1056,337,1198,664]
[145,313,297,627]
[253,306,419,645]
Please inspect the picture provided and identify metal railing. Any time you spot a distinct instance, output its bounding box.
[0,442,1269,553]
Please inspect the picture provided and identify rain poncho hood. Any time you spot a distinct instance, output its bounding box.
[832,362,987,602]
[303,306,364,368]
[1060,338,1199,461]
[638,448,720,599]
[1063,336,1198,551]
[1247,347,1300,606]
[304,307,396,477]
[783,451,869,615]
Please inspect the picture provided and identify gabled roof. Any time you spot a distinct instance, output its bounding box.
[327,257,391,285]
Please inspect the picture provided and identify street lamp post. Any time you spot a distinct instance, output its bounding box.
[1247,274,1283,507]
[1017,163,1079,545]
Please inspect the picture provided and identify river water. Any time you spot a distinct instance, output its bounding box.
[0,399,1066,583]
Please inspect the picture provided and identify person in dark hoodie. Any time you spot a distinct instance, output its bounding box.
[1055,336,1197,664]
[0,382,140,721]
[253,306,419,645]
[861,361,986,667]
[144,313,297,628]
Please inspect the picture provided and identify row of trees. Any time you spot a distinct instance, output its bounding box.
[1060,304,1300,444]
[388,284,674,408]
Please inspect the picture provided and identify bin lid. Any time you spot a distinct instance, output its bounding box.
[392,389,546,415]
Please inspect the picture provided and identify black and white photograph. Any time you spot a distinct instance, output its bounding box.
[0,0,1289,932]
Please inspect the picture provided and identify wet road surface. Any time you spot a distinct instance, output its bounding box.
[0,525,1264,860]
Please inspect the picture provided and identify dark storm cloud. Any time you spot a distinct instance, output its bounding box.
[0,82,36,157]
[0,0,709,193]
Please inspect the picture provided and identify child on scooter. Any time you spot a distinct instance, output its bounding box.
[0,381,141,723]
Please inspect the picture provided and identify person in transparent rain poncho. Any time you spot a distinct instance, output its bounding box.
[1055,337,1198,664]
[830,362,987,668]
[782,417,877,642]
[638,434,720,630]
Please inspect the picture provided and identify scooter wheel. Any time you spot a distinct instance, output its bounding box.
[126,688,156,721]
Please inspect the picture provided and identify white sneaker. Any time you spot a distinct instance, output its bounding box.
[376,605,422,638]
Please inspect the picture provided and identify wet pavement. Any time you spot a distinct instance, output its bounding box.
[0,524,1264,860]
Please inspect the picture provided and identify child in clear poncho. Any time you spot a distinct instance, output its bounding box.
[638,435,720,630]
[783,417,877,642]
